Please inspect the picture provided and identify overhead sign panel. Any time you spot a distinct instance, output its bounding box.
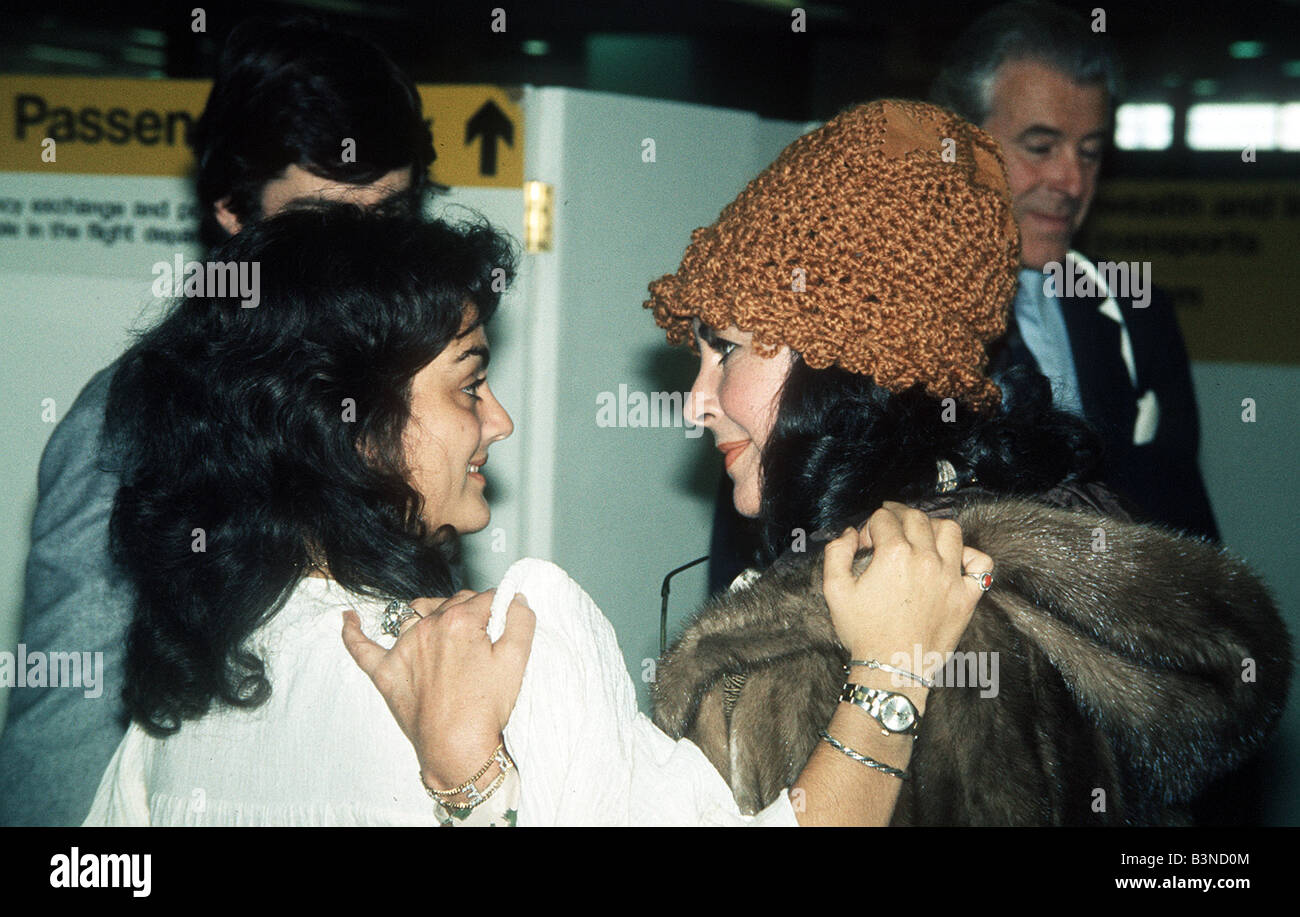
[0,76,523,188]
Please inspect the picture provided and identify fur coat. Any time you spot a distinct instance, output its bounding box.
[652,490,1291,825]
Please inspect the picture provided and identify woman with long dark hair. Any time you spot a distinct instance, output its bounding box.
[349,101,1289,825]
[85,205,533,824]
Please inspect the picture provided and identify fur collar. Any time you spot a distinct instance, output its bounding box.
[653,495,1290,825]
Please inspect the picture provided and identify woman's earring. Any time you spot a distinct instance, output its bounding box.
[936,459,958,494]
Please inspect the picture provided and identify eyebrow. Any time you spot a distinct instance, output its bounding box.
[282,184,410,210]
[694,322,722,348]
[457,345,490,369]
[1017,125,1109,144]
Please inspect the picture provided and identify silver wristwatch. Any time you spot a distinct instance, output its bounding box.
[839,683,921,737]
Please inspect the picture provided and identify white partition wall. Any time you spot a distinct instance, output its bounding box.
[481,88,805,709]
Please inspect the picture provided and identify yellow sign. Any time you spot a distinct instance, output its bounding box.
[0,75,523,188]
[1079,180,1300,365]
[418,85,523,188]
[0,76,209,177]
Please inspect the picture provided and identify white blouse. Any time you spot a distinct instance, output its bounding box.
[83,576,516,826]
[85,560,798,827]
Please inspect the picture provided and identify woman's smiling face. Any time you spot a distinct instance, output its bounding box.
[402,318,514,535]
[687,322,794,517]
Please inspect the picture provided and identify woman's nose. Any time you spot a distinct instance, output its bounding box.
[687,363,719,427]
[484,387,514,443]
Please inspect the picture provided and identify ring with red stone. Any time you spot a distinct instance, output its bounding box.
[964,571,994,592]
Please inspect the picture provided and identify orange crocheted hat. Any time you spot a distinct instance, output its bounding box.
[645,99,1019,411]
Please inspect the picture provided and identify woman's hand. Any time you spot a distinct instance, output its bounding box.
[822,501,991,667]
[342,589,535,791]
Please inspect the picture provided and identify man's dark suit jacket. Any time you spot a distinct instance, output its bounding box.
[990,281,1219,542]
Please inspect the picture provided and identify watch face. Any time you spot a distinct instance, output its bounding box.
[879,694,916,732]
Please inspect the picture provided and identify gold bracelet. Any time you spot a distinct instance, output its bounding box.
[422,742,505,799]
[441,767,510,815]
[432,751,514,813]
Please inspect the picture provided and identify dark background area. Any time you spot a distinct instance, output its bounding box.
[3,0,1299,178]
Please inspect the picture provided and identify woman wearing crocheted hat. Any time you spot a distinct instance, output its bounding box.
[348,100,1289,825]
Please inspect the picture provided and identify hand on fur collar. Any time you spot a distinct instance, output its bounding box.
[653,495,1291,825]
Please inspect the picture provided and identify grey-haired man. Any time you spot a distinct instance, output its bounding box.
[932,0,1218,543]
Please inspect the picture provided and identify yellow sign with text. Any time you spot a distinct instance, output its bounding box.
[1079,180,1300,365]
[0,76,523,188]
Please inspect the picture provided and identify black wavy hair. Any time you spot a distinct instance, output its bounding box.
[756,358,1104,563]
[106,205,516,736]
[193,14,436,248]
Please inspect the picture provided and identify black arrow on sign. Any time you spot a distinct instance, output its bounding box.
[465,100,514,177]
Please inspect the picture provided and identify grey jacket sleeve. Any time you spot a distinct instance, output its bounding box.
[0,365,133,826]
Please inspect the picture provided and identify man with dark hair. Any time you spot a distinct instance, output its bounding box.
[932,0,1219,542]
[193,16,436,246]
[0,15,434,826]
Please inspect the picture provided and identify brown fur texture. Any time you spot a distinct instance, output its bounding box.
[653,496,1291,825]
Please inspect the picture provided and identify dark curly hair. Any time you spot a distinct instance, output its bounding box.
[193,14,436,248]
[105,205,516,736]
[756,359,1104,563]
